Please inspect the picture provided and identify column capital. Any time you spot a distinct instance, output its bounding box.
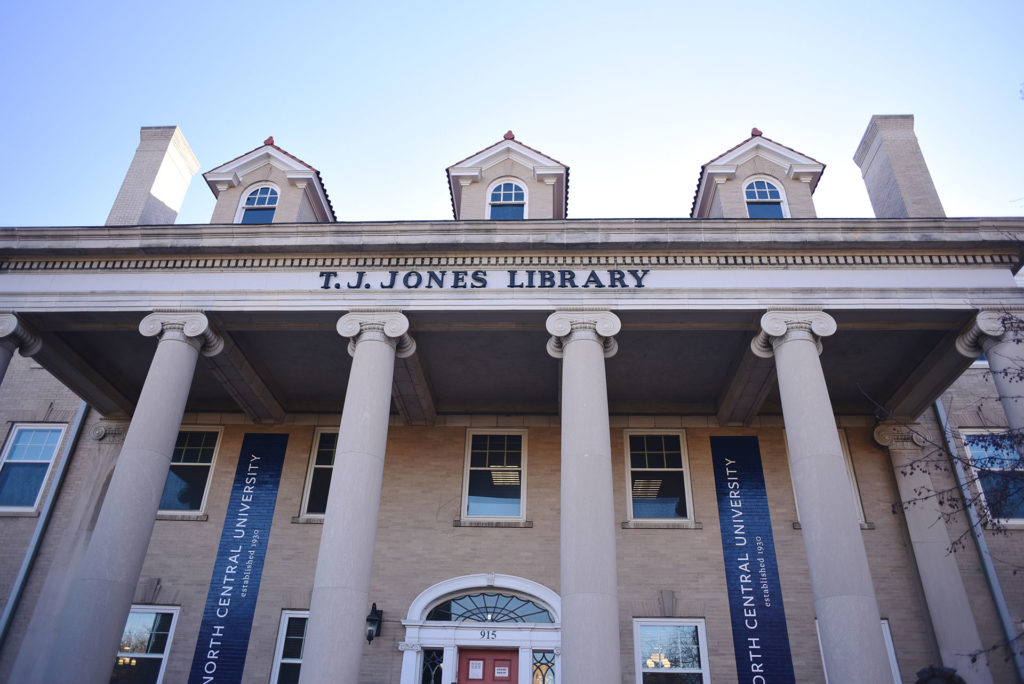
[956,309,1024,358]
[139,311,224,357]
[0,312,42,357]
[545,309,620,359]
[751,309,836,359]
[337,311,415,358]
[873,421,926,450]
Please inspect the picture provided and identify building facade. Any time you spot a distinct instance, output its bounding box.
[0,117,1022,684]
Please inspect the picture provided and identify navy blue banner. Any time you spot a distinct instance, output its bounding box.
[711,436,795,684]
[188,433,288,684]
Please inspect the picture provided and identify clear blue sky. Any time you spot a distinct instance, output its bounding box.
[1,1,1021,226]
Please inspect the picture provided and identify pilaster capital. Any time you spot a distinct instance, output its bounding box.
[0,313,42,357]
[398,642,422,652]
[89,421,130,445]
[956,309,1024,358]
[751,309,836,359]
[873,421,926,450]
[139,311,224,357]
[545,309,620,359]
[337,311,416,359]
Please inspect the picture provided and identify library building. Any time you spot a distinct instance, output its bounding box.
[0,115,1022,684]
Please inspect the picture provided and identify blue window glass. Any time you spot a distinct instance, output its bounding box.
[489,181,525,220]
[747,202,784,218]
[744,180,785,218]
[466,433,523,517]
[159,430,218,511]
[965,434,1024,520]
[629,434,689,519]
[0,426,63,508]
[489,204,525,220]
[241,187,278,223]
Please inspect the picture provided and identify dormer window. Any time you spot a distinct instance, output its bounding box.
[239,185,279,224]
[744,179,786,218]
[488,181,526,220]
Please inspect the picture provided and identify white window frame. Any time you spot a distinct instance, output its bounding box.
[816,618,899,683]
[961,429,1024,526]
[462,429,527,521]
[300,428,338,517]
[787,428,866,523]
[158,427,222,515]
[624,430,694,522]
[742,175,790,218]
[233,182,281,223]
[271,610,308,683]
[114,605,180,684]
[485,177,529,220]
[0,423,66,511]
[632,618,711,684]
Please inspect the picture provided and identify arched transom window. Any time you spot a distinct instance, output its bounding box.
[426,592,554,623]
[489,182,526,220]
[744,179,785,218]
[240,186,279,224]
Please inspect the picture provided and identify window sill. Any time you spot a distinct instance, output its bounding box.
[156,512,208,522]
[983,520,1024,530]
[0,509,41,518]
[792,520,875,530]
[622,520,702,530]
[292,515,325,524]
[453,519,533,528]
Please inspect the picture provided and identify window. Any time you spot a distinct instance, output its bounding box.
[421,648,444,684]
[532,651,556,684]
[488,180,526,220]
[463,430,526,519]
[302,429,337,516]
[816,618,899,684]
[0,424,65,509]
[426,592,554,623]
[626,432,693,520]
[159,429,220,513]
[963,432,1024,522]
[787,429,866,524]
[744,178,786,218]
[271,611,308,684]
[239,185,279,224]
[633,619,710,683]
[110,606,178,684]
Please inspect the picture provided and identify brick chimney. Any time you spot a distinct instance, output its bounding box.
[106,126,199,225]
[853,115,944,218]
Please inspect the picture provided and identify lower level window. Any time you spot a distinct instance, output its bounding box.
[272,611,308,684]
[633,619,710,683]
[421,648,444,684]
[533,650,556,684]
[110,606,178,684]
[159,429,220,512]
[963,432,1024,522]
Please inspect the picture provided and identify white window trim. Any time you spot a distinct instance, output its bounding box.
[158,426,222,515]
[116,605,180,684]
[485,177,529,220]
[632,618,711,684]
[624,430,694,522]
[743,174,790,218]
[233,182,281,223]
[960,429,1024,527]
[271,609,308,683]
[461,429,528,522]
[816,618,899,683]
[300,428,337,518]
[0,422,67,512]
[786,428,866,524]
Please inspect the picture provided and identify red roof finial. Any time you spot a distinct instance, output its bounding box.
[751,127,763,137]
[264,136,275,146]
[503,130,515,140]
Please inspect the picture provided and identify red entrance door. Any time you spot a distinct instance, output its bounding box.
[458,649,518,684]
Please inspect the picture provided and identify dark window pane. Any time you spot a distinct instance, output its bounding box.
[277,662,301,684]
[282,617,307,658]
[306,469,332,514]
[242,207,276,224]
[0,462,48,506]
[631,471,687,518]
[642,674,703,683]
[746,202,784,218]
[467,470,521,517]
[979,471,1024,519]
[159,464,209,510]
[422,648,444,684]
[490,204,524,220]
[109,655,164,684]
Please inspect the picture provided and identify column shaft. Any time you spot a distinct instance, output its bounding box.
[300,313,411,684]
[43,313,219,683]
[757,313,892,684]
[0,339,15,387]
[547,311,622,684]
[982,334,1024,432]
[877,425,993,684]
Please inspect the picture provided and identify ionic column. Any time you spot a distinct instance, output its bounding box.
[300,311,414,684]
[957,310,1024,432]
[546,310,622,684]
[875,422,993,684]
[0,313,42,385]
[43,311,222,684]
[752,311,891,684]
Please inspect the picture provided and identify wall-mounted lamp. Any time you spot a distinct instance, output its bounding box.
[366,603,383,643]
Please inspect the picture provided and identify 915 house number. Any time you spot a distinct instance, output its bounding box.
[480,630,497,640]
